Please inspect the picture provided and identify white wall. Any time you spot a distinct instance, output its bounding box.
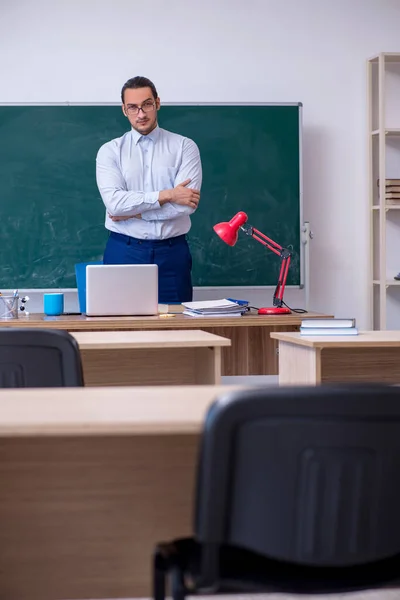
[2,0,400,325]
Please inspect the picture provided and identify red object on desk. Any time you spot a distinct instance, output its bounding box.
[213,211,292,315]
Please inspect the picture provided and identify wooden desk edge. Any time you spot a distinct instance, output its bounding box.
[0,311,334,330]
[0,385,245,437]
[0,422,205,437]
[74,341,231,350]
[71,330,232,350]
[270,331,400,348]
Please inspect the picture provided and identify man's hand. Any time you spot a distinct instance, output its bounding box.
[108,214,141,221]
[159,179,200,209]
[171,179,200,208]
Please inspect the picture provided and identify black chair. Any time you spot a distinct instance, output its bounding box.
[0,329,84,387]
[154,384,400,599]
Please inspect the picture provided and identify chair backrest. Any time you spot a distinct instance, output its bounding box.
[0,329,84,387]
[195,384,400,569]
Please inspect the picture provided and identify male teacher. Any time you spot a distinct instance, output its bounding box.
[96,76,202,303]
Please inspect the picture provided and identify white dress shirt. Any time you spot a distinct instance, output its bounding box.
[96,126,202,240]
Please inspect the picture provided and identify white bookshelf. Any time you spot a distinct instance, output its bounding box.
[368,52,400,330]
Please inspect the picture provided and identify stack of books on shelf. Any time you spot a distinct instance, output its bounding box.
[300,318,358,336]
[378,178,400,205]
[182,298,249,318]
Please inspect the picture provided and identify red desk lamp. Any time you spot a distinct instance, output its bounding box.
[213,211,292,315]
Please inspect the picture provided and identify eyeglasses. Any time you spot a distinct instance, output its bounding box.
[125,100,156,116]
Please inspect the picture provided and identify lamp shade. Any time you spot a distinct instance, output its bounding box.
[213,211,248,246]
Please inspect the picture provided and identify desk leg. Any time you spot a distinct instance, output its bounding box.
[278,341,321,385]
[193,347,221,385]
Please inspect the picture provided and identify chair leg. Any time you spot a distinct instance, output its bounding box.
[153,548,167,600]
[171,565,186,600]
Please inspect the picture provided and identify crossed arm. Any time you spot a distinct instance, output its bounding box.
[96,138,202,222]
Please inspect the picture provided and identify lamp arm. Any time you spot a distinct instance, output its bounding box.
[241,223,292,308]
[272,252,291,307]
[240,224,282,257]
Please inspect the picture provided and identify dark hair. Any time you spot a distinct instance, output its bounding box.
[121,76,158,103]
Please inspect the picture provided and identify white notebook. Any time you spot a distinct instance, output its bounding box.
[300,327,359,336]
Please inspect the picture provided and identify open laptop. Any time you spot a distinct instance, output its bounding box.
[85,264,159,316]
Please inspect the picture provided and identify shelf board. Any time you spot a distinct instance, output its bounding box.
[372,205,400,210]
[373,280,400,286]
[371,129,400,136]
[369,53,400,64]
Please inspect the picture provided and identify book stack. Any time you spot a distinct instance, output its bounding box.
[378,178,400,205]
[300,318,358,336]
[182,298,248,318]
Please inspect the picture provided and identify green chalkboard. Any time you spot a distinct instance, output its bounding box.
[0,104,302,289]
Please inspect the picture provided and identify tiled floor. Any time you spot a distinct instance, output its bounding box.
[84,592,400,600]
[221,375,279,386]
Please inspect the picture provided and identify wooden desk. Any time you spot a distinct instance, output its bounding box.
[0,309,332,376]
[271,330,400,385]
[72,330,230,386]
[0,385,242,600]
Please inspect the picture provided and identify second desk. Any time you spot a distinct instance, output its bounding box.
[271,330,400,385]
[72,330,230,386]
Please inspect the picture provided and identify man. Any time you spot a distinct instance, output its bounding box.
[96,76,202,303]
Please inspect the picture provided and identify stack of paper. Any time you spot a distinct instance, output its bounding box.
[182,299,248,318]
[300,317,358,336]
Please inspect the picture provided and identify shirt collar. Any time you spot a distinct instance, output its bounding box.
[131,125,160,145]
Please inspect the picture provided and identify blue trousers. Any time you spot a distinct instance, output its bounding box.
[103,232,193,304]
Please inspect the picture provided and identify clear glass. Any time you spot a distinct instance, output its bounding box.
[0,295,19,319]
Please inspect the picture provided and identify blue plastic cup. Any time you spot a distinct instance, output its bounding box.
[43,293,64,316]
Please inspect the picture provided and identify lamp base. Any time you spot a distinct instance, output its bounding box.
[258,306,291,315]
